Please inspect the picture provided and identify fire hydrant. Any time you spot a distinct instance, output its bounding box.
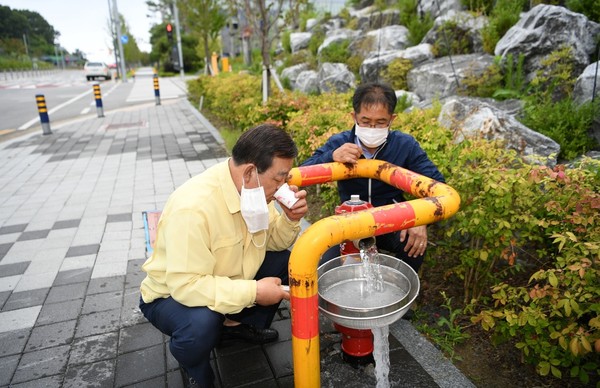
[334,194,376,367]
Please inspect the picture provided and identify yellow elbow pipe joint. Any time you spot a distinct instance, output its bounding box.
[286,159,460,388]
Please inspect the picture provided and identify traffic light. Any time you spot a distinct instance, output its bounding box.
[166,23,173,42]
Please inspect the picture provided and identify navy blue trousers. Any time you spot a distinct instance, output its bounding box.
[319,231,424,273]
[139,250,290,387]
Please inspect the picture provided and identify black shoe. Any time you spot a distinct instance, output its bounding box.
[179,365,200,388]
[221,323,278,344]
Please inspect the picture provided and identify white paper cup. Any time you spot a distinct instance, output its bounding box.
[274,183,299,209]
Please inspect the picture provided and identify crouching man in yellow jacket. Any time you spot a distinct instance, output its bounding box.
[139,123,308,388]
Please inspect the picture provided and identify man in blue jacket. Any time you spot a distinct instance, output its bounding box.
[301,82,444,274]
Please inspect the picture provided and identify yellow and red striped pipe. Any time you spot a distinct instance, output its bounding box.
[286,159,460,388]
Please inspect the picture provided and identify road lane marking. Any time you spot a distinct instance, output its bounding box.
[81,82,120,115]
[18,89,92,130]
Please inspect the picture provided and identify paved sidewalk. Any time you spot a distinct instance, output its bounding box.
[0,95,475,387]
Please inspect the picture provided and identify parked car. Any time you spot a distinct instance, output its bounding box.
[84,61,111,81]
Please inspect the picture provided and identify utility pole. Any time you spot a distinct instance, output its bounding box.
[60,46,65,69]
[23,34,32,68]
[172,1,185,79]
[112,0,128,82]
[107,0,121,80]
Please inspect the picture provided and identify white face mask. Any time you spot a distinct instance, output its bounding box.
[355,123,389,148]
[240,169,270,235]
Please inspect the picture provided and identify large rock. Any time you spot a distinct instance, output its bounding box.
[296,70,319,94]
[305,18,318,31]
[348,25,411,58]
[421,11,488,54]
[438,97,560,165]
[319,17,345,34]
[407,53,494,100]
[318,62,356,93]
[573,61,600,145]
[280,63,309,87]
[495,4,600,82]
[395,90,422,109]
[417,0,463,19]
[360,43,434,83]
[573,61,600,104]
[290,32,312,53]
[318,28,361,55]
[355,9,401,31]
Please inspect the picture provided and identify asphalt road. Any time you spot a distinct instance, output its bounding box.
[0,68,164,135]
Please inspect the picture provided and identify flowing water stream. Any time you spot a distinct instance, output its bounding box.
[360,245,391,387]
[372,326,391,388]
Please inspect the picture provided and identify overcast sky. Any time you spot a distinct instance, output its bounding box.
[1,0,160,62]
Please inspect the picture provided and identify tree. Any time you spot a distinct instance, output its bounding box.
[148,21,200,72]
[226,0,304,101]
[179,0,226,75]
[120,16,144,65]
[0,5,58,57]
[242,0,286,99]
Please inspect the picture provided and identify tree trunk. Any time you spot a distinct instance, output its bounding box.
[203,34,211,75]
[259,0,271,100]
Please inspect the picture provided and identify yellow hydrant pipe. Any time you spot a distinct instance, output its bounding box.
[286,159,460,388]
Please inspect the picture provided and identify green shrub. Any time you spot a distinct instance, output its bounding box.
[480,0,527,54]
[0,56,54,70]
[319,40,351,64]
[190,71,600,385]
[398,0,434,46]
[461,0,494,13]
[528,46,579,102]
[459,61,503,98]
[346,55,362,76]
[521,97,599,161]
[281,31,292,54]
[566,0,600,23]
[459,53,526,99]
[299,7,320,32]
[381,57,413,90]
[287,91,353,162]
[520,46,599,161]
[279,50,316,70]
[431,140,548,304]
[498,53,526,97]
[472,159,600,384]
[187,72,262,131]
[308,30,325,57]
[430,20,474,57]
[338,7,352,25]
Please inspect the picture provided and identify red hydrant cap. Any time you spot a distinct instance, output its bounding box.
[335,194,372,214]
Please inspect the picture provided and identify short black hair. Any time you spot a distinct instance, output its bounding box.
[352,82,397,115]
[232,123,298,173]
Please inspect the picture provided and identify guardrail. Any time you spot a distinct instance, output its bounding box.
[1,68,62,81]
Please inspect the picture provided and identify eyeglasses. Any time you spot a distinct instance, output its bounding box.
[356,120,391,129]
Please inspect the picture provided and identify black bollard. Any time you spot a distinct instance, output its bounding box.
[153,74,161,106]
[35,94,52,135]
[93,83,104,117]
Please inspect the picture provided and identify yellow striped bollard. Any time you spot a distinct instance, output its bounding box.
[153,74,161,106]
[35,94,52,135]
[93,83,104,117]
